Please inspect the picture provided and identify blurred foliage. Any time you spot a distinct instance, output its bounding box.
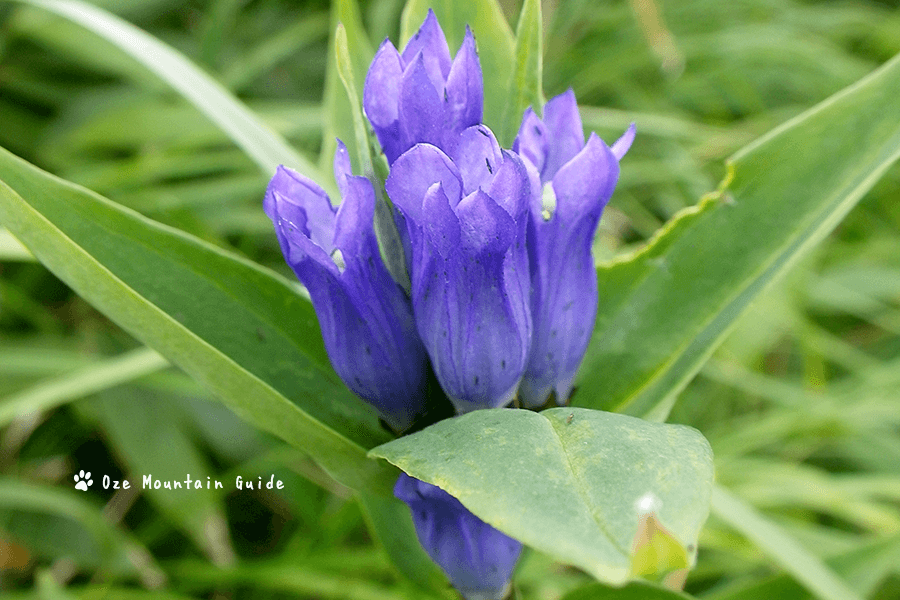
[0,0,898,598]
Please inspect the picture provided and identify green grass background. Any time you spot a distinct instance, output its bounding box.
[0,0,899,598]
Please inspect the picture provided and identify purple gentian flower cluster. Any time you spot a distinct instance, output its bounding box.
[264,11,632,600]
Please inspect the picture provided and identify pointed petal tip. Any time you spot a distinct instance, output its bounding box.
[420,8,443,38]
[457,24,478,59]
[333,175,376,254]
[550,132,619,222]
[553,87,577,109]
[545,88,578,114]
[333,138,353,197]
[377,36,395,51]
[404,7,451,70]
[611,123,636,160]
[364,41,402,129]
[463,24,475,44]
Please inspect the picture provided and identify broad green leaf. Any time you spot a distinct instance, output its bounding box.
[499,0,544,146]
[0,347,168,428]
[711,486,863,600]
[14,0,328,190]
[560,581,694,600]
[370,408,713,585]
[0,227,34,261]
[401,0,515,133]
[0,147,397,493]
[578,52,900,420]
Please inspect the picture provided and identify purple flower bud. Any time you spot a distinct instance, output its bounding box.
[386,125,532,414]
[264,141,429,432]
[395,473,522,600]
[513,90,635,408]
[364,9,483,165]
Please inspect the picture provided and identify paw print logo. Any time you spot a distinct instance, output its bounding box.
[74,470,93,491]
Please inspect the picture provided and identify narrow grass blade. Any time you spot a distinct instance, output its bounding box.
[15,0,327,187]
[578,53,900,420]
[711,485,863,600]
[499,0,544,146]
[0,347,168,428]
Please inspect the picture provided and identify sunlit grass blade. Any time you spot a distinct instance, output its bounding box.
[711,485,863,600]
[0,347,168,428]
[320,0,374,179]
[499,0,544,146]
[701,534,900,600]
[14,0,328,188]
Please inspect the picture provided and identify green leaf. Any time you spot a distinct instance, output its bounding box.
[370,407,713,585]
[334,23,374,177]
[13,0,327,188]
[320,0,374,179]
[711,486,863,600]
[401,0,515,132]
[578,53,900,421]
[0,227,34,261]
[560,580,694,600]
[0,147,396,493]
[499,0,544,146]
